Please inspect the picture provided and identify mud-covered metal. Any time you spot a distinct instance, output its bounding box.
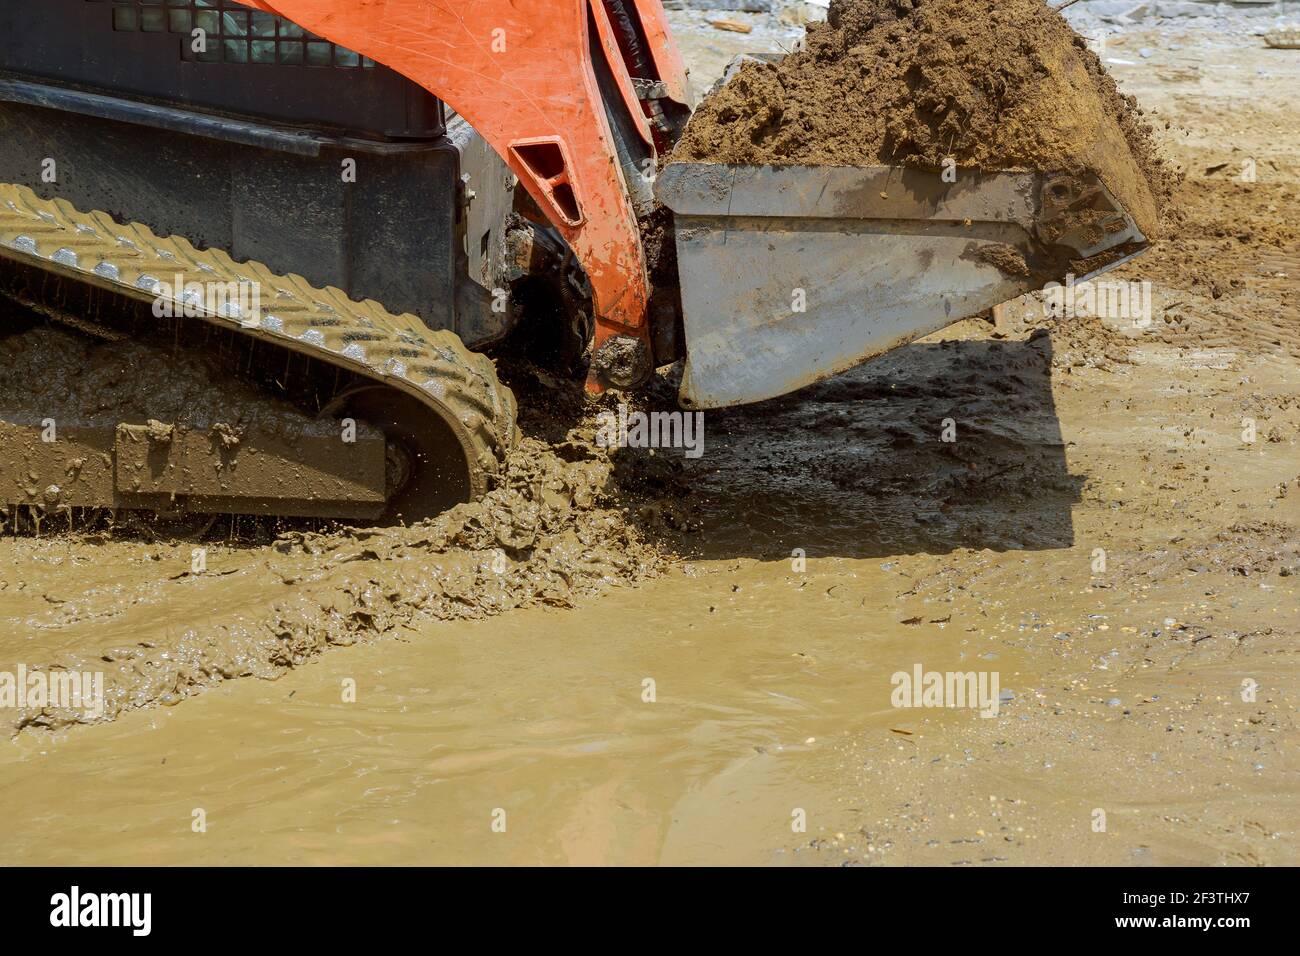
[0,418,389,520]
[657,163,1149,409]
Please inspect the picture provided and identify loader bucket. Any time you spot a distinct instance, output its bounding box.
[657,163,1150,409]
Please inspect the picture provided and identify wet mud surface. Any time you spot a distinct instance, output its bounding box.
[0,22,1296,865]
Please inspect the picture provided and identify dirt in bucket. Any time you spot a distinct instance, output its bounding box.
[673,0,1173,237]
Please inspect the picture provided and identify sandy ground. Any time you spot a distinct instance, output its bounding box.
[0,15,1295,865]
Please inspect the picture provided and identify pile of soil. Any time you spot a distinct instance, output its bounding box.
[674,0,1170,235]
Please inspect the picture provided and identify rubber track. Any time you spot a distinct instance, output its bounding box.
[0,182,517,503]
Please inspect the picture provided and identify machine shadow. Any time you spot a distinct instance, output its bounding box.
[636,333,1085,562]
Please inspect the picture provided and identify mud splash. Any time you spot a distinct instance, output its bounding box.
[0,363,669,734]
[674,0,1171,236]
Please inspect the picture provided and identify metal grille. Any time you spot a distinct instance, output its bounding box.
[96,0,375,68]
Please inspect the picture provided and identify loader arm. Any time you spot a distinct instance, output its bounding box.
[244,0,689,390]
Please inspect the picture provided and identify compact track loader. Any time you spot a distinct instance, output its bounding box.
[0,0,1152,525]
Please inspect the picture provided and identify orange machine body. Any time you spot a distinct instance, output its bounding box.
[242,0,689,385]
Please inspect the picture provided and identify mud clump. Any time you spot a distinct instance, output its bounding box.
[1,421,669,733]
[675,0,1171,237]
[970,243,1031,277]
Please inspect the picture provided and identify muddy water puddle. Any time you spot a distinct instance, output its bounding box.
[0,558,1040,866]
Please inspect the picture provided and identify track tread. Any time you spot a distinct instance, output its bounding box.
[0,183,516,506]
